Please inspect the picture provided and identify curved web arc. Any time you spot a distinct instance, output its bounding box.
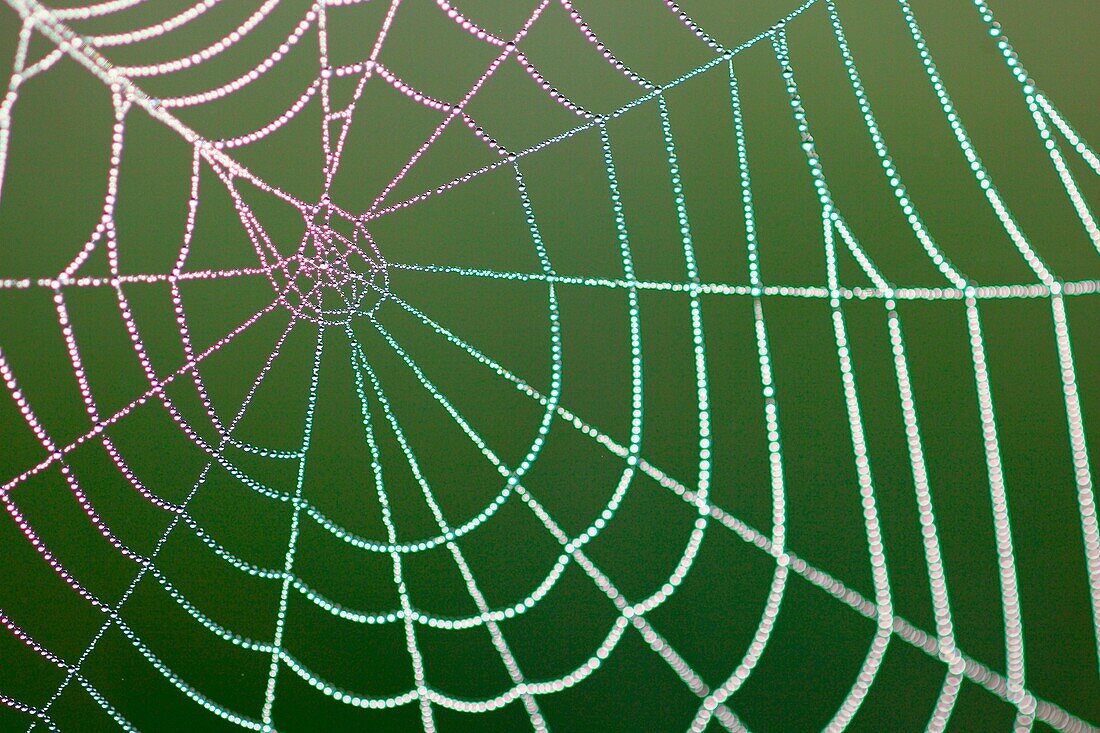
[329,154,567,729]
[351,335,545,729]
[0,0,1097,731]
[79,0,227,49]
[359,308,717,720]
[102,0,285,80]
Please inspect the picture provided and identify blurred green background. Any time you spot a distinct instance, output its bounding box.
[0,0,1097,730]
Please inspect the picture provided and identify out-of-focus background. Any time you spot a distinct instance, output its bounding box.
[0,0,1097,730]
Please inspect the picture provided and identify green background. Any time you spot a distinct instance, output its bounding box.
[0,0,1097,730]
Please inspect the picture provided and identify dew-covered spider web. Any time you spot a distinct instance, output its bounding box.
[0,0,1098,730]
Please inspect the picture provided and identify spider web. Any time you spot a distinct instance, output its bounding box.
[0,0,1097,731]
